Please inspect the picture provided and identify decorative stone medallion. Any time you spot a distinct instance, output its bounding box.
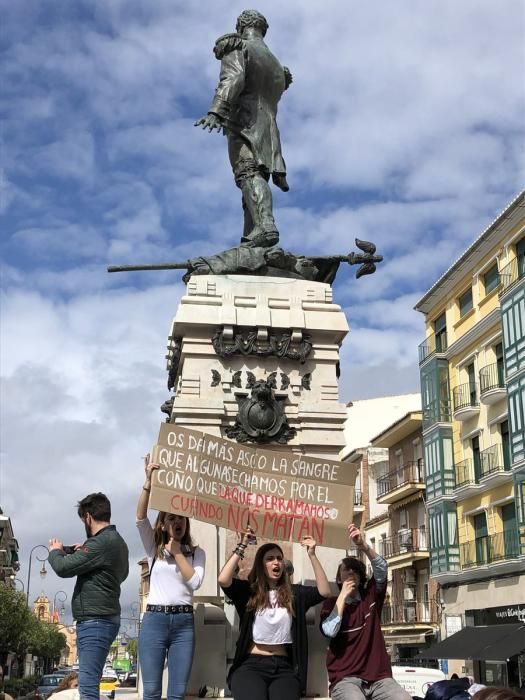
[225,379,296,444]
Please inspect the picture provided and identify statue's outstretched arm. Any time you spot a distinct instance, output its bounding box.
[195,49,246,133]
[195,112,223,133]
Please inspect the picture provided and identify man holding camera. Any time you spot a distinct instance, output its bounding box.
[48,493,129,700]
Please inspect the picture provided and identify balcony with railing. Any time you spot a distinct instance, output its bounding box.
[453,457,484,500]
[479,444,512,487]
[377,461,425,504]
[460,529,520,569]
[479,362,506,404]
[418,331,448,364]
[381,599,439,626]
[452,383,480,420]
[381,527,428,566]
[499,256,525,294]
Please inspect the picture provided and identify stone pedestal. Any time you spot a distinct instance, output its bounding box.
[167,274,348,437]
[161,274,352,697]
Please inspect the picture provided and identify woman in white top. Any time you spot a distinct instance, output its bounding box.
[218,526,331,700]
[137,455,206,700]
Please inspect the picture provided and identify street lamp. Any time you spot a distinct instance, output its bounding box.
[9,575,25,592]
[26,544,49,605]
[53,590,67,618]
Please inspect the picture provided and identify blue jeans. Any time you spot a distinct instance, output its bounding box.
[139,611,195,700]
[332,677,412,700]
[76,616,120,700]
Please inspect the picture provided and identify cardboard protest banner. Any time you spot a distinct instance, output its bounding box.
[148,424,356,549]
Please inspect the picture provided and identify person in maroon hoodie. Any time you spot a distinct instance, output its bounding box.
[320,524,411,700]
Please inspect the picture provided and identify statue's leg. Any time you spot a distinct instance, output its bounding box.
[241,192,254,240]
[229,136,278,247]
[239,172,279,247]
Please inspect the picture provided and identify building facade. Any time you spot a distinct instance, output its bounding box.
[341,394,428,663]
[415,191,525,684]
[32,594,77,668]
[341,393,423,542]
[370,411,440,664]
[0,508,20,586]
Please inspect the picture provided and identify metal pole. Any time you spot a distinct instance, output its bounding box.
[26,544,49,606]
[53,590,67,618]
[107,263,188,273]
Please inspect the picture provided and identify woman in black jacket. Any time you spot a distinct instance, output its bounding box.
[218,527,331,700]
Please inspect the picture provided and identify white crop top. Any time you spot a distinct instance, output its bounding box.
[252,590,292,645]
[136,518,206,605]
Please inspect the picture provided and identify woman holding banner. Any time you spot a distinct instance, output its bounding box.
[218,526,331,700]
[136,455,206,700]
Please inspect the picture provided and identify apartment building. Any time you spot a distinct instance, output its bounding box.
[340,395,428,663]
[370,410,440,664]
[414,191,525,686]
[341,394,422,548]
[0,507,20,586]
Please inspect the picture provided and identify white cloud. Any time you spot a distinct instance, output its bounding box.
[1,284,183,610]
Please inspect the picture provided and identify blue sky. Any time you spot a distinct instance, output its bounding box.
[1,0,524,619]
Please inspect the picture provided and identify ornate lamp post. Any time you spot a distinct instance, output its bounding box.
[26,544,49,605]
[9,575,25,592]
[53,590,67,618]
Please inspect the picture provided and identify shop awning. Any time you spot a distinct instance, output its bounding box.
[416,624,525,661]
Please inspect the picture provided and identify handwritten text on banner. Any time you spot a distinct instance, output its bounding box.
[149,424,356,548]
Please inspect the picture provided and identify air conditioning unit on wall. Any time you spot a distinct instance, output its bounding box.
[404,568,416,584]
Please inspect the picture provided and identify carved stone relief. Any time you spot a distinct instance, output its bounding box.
[225,379,296,444]
[212,327,312,363]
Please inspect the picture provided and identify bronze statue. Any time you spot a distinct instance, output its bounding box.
[195,10,291,248]
[107,239,383,285]
[108,12,385,287]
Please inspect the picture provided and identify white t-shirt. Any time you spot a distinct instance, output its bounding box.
[252,590,292,645]
[49,690,80,700]
[136,518,205,605]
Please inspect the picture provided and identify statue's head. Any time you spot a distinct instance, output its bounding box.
[294,257,319,281]
[236,10,269,37]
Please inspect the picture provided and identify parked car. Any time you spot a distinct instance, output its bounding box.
[99,675,118,699]
[37,674,64,699]
[392,665,446,697]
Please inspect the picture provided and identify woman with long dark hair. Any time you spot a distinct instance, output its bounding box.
[218,526,331,700]
[136,455,206,700]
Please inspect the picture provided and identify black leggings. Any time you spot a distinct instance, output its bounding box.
[230,654,301,700]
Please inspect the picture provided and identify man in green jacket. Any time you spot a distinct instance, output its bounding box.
[48,493,129,700]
